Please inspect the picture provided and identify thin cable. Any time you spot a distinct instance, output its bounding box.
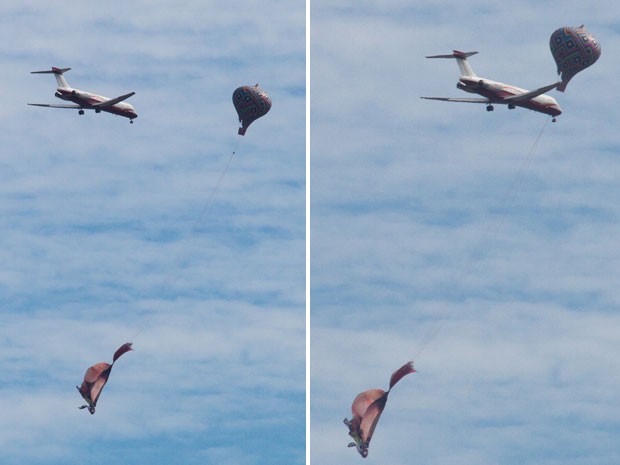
[130,138,243,342]
[410,118,550,363]
[497,117,549,209]
[192,144,239,233]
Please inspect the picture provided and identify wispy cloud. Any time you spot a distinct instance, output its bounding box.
[312,1,620,464]
[0,1,304,464]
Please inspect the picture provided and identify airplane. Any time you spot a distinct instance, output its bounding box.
[421,50,562,122]
[28,67,137,123]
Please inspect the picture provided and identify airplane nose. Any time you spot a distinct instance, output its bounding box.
[548,102,562,116]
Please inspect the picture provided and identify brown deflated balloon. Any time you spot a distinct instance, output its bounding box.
[344,361,416,458]
[76,342,133,414]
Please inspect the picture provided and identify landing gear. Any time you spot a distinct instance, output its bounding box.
[130,119,134,124]
[486,104,494,112]
[78,109,84,115]
[552,117,557,123]
[508,103,516,110]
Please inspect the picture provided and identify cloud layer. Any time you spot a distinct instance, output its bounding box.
[311,1,620,464]
[0,2,305,465]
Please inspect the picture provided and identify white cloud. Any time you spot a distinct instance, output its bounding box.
[0,1,304,465]
[311,1,620,464]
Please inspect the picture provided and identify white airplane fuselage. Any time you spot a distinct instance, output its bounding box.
[457,76,562,117]
[55,87,138,120]
[422,51,562,121]
[29,67,137,122]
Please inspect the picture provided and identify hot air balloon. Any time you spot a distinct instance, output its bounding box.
[550,25,601,92]
[232,84,271,135]
[76,342,133,414]
[344,361,416,458]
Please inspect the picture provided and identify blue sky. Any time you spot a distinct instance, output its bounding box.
[0,2,304,465]
[311,1,620,464]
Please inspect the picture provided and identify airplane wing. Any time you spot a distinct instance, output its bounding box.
[502,82,561,102]
[420,97,490,104]
[27,103,82,109]
[92,92,135,109]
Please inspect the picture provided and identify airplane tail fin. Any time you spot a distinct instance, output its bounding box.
[426,50,478,77]
[31,67,72,89]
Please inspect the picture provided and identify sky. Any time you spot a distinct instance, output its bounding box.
[311,1,620,465]
[0,2,305,465]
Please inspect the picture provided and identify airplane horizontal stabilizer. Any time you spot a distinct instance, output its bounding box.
[426,51,478,59]
[31,67,71,75]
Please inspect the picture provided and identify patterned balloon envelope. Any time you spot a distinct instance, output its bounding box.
[550,25,601,92]
[232,84,272,135]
